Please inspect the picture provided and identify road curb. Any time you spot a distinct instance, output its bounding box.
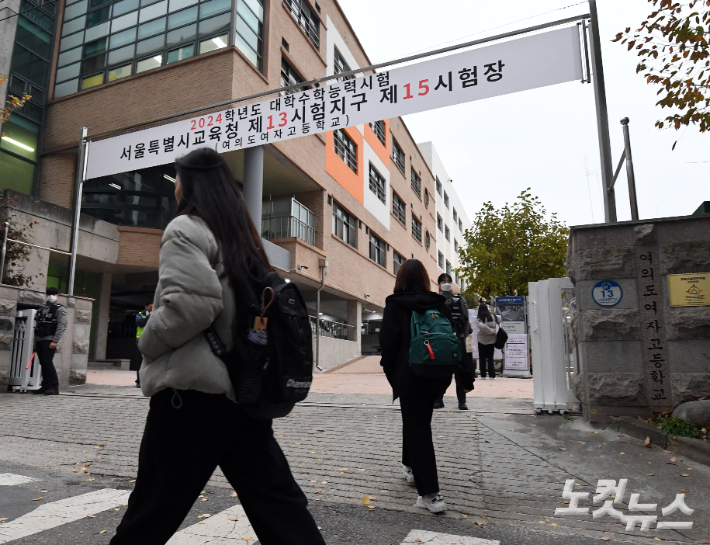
[610,416,710,467]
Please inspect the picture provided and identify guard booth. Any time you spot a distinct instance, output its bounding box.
[8,309,42,392]
[528,278,581,414]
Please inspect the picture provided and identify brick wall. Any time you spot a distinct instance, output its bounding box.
[116,228,162,268]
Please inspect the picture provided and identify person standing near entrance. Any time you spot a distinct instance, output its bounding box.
[379,260,473,514]
[433,273,475,410]
[34,287,67,395]
[477,303,498,379]
[134,302,153,388]
[110,148,325,545]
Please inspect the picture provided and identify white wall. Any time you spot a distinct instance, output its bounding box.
[362,140,390,231]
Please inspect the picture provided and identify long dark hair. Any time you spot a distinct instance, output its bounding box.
[477,303,492,321]
[174,147,270,285]
[393,259,430,293]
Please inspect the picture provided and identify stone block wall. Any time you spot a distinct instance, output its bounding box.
[0,285,94,390]
[567,215,710,422]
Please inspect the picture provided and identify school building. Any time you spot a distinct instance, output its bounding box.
[0,0,471,369]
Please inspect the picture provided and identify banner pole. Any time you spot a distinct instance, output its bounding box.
[68,127,89,296]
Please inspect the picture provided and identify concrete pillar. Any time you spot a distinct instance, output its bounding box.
[93,272,112,360]
[347,300,362,354]
[243,146,264,227]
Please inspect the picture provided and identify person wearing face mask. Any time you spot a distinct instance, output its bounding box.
[134,302,153,388]
[433,274,475,410]
[34,287,68,395]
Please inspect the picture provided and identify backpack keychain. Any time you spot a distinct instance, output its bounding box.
[248,287,274,346]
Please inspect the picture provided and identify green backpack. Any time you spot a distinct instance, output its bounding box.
[409,309,462,377]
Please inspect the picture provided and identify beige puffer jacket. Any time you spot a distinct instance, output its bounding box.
[138,214,237,401]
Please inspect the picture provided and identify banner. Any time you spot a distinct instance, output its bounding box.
[504,334,529,371]
[85,26,582,180]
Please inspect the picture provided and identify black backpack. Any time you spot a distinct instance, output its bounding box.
[445,295,471,339]
[204,263,313,420]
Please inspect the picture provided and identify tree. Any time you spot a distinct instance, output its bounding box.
[614,1,710,148]
[457,190,569,298]
[1,73,31,133]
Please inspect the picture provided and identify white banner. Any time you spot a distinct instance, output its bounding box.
[86,26,582,179]
[504,334,529,370]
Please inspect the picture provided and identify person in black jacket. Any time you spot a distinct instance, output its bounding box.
[379,259,474,514]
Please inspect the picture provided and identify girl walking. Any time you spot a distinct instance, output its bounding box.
[110,148,325,545]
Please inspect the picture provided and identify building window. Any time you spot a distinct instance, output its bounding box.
[55,0,248,98]
[425,231,430,250]
[437,213,443,232]
[424,188,429,208]
[262,197,316,246]
[391,137,405,173]
[459,218,463,232]
[332,202,357,248]
[333,46,353,80]
[454,239,459,252]
[436,176,442,196]
[411,169,421,197]
[412,216,422,243]
[445,225,450,241]
[280,57,304,93]
[438,251,444,269]
[392,192,406,225]
[453,208,457,222]
[369,120,385,146]
[393,251,405,276]
[444,191,450,209]
[368,163,386,204]
[283,0,319,49]
[334,129,357,173]
[446,260,451,275]
[369,232,386,267]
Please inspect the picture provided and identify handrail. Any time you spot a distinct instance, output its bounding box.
[0,221,72,285]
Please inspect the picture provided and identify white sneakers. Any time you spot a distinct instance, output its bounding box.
[416,493,448,513]
[402,465,415,486]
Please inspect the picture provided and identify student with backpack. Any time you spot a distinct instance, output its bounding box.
[110,148,324,545]
[379,260,473,514]
[477,303,498,379]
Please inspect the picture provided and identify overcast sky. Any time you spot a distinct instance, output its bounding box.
[337,0,708,227]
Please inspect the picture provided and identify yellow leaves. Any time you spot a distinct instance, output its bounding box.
[197,514,211,519]
[32,497,44,501]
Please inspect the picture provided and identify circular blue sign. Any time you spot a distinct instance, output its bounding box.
[592,280,623,307]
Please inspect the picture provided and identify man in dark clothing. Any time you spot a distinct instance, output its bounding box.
[34,287,68,395]
[433,273,475,410]
[135,302,153,388]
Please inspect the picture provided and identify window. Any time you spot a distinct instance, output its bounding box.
[453,208,457,222]
[459,218,463,232]
[369,120,385,146]
[437,213,443,232]
[391,137,405,173]
[445,225,450,241]
[436,176,442,196]
[283,0,319,49]
[454,239,459,252]
[368,163,386,204]
[332,203,357,248]
[392,192,406,225]
[369,232,386,267]
[412,216,422,243]
[438,251,444,269]
[410,169,421,197]
[425,231,430,250]
[446,260,451,275]
[280,58,304,93]
[424,188,429,208]
[55,0,258,98]
[444,191,450,209]
[393,251,405,276]
[333,46,353,80]
[334,129,357,173]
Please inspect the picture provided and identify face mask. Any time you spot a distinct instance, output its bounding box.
[47,295,58,304]
[439,283,453,298]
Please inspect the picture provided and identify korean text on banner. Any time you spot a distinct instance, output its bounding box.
[86,26,583,180]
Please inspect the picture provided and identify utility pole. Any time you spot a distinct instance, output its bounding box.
[68,127,89,295]
[588,0,617,223]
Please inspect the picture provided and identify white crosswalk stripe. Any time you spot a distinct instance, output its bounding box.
[167,505,257,544]
[0,488,130,544]
[401,530,500,545]
[0,474,39,486]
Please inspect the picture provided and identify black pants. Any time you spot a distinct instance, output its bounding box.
[434,370,467,405]
[400,371,451,497]
[478,343,495,378]
[36,340,58,389]
[111,389,325,545]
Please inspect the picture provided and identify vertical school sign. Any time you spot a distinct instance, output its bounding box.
[85,26,583,180]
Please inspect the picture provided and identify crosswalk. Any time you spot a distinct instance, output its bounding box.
[0,473,499,544]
